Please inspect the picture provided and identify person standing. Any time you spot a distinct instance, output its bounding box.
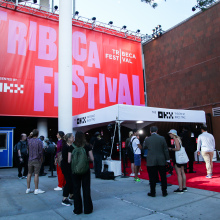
[39,135,47,176]
[168,129,187,194]
[131,129,142,182]
[144,126,170,197]
[54,131,66,191]
[180,126,197,173]
[17,133,28,179]
[61,133,74,206]
[197,124,215,178]
[92,132,105,178]
[72,131,94,215]
[26,129,45,195]
[125,131,135,177]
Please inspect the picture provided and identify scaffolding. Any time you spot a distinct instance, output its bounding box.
[0,0,152,43]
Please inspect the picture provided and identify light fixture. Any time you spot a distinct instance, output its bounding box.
[136,29,140,33]
[136,120,144,124]
[75,11,79,16]
[139,130,143,135]
[151,25,163,40]
[122,25,127,29]
[54,5,58,10]
[33,0,37,3]
[108,21,113,25]
[92,17,96,21]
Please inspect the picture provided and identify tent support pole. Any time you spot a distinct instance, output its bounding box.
[117,121,121,161]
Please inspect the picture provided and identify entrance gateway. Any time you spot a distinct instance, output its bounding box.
[72,104,206,176]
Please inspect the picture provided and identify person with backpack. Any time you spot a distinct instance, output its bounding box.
[131,129,142,182]
[125,131,135,177]
[60,133,74,206]
[72,131,94,215]
[17,133,28,179]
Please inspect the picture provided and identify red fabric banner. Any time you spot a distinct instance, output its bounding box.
[0,7,145,117]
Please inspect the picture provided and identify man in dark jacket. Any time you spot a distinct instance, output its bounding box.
[92,132,105,178]
[180,126,197,173]
[143,126,170,197]
[17,133,28,179]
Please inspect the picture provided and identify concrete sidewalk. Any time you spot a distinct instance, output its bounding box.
[0,166,220,220]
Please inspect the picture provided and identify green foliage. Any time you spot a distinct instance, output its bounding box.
[141,0,217,11]
[192,0,217,12]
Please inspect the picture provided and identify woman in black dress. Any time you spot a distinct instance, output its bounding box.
[72,131,94,215]
[61,133,74,206]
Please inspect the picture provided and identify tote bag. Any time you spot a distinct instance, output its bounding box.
[175,145,189,164]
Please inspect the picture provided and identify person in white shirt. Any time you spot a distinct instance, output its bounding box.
[197,124,215,178]
[131,129,142,182]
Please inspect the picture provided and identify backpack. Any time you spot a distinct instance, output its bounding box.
[13,143,18,153]
[100,171,115,180]
[128,137,137,154]
[13,141,21,153]
[71,147,89,175]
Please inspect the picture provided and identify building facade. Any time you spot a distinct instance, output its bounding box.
[143,2,220,150]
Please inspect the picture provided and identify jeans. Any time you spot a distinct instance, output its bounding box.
[18,154,28,177]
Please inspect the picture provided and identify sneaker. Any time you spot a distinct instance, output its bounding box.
[18,177,22,179]
[138,172,140,175]
[54,186,63,191]
[130,173,135,177]
[34,189,45,195]
[174,188,184,194]
[183,187,187,192]
[206,175,212,178]
[134,178,140,182]
[22,176,27,179]
[62,198,72,206]
[26,188,33,194]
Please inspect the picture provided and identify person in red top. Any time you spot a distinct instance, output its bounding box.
[54,131,66,191]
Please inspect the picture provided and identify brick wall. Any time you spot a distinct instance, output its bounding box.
[143,2,220,151]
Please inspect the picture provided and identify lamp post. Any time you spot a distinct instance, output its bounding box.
[58,0,73,134]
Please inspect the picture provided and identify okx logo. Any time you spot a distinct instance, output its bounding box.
[77,117,87,124]
[158,111,174,119]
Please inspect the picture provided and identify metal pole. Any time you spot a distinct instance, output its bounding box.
[118,121,121,161]
[73,0,75,17]
[58,0,73,134]
[141,43,147,106]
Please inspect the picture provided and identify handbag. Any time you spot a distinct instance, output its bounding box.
[57,151,62,167]
[175,145,189,164]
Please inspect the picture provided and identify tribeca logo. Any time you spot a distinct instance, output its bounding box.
[77,117,87,125]
[105,49,136,64]
[158,111,174,119]
[0,83,24,94]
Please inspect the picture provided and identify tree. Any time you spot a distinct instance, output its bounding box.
[141,0,218,11]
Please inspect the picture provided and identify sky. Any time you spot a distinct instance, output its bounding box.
[52,0,199,35]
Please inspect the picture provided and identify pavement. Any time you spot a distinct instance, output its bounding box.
[0,166,220,220]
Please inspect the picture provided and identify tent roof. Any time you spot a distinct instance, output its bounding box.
[72,104,206,132]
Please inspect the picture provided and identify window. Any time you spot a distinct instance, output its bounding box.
[0,133,7,150]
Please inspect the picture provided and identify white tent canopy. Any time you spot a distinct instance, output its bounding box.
[72,104,206,132]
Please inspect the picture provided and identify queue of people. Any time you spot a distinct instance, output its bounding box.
[14,129,94,215]
[14,123,215,214]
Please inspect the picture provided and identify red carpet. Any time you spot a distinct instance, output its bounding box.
[125,159,220,193]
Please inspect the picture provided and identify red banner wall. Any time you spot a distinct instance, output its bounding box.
[0,7,145,117]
